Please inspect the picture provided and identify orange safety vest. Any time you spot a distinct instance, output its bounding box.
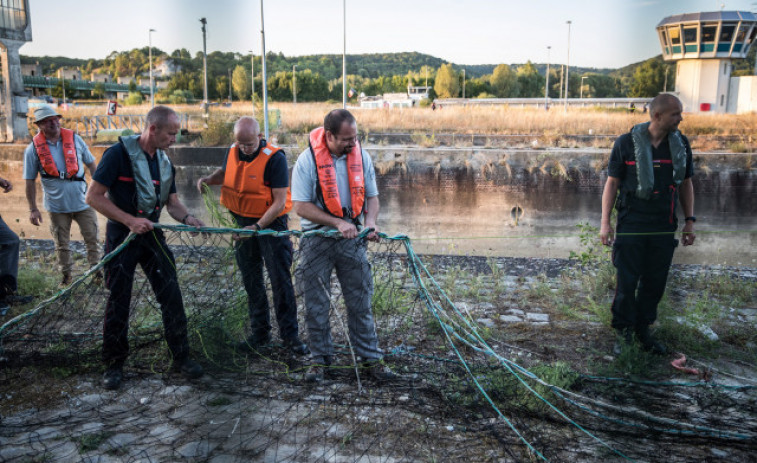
[220,143,292,218]
[33,128,80,180]
[308,127,364,219]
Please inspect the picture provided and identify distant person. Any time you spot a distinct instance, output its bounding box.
[24,105,100,287]
[87,105,206,390]
[642,103,649,114]
[291,108,397,383]
[196,116,308,356]
[600,94,695,356]
[0,177,33,316]
[628,102,636,113]
[431,102,436,111]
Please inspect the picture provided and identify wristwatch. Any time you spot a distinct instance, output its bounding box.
[684,216,696,223]
[252,223,261,231]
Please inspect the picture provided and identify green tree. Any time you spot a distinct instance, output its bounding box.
[434,64,459,99]
[232,65,250,101]
[215,75,230,101]
[490,64,519,97]
[629,59,665,97]
[92,82,106,99]
[516,61,543,97]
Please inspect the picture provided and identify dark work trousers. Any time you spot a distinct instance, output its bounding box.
[610,230,678,330]
[0,215,20,299]
[232,213,298,342]
[102,223,189,366]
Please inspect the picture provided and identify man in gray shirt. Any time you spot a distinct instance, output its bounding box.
[291,108,396,383]
[24,105,100,286]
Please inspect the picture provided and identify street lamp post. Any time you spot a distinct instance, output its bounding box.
[249,50,255,117]
[462,68,465,99]
[149,28,156,108]
[564,20,572,112]
[260,0,270,139]
[544,46,551,109]
[292,64,297,105]
[342,0,346,109]
[200,18,209,117]
[580,75,587,99]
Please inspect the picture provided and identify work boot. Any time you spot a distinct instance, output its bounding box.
[636,325,667,355]
[304,357,332,383]
[612,328,634,356]
[174,358,204,379]
[282,337,310,356]
[60,273,72,288]
[102,366,124,390]
[237,333,272,353]
[363,360,399,381]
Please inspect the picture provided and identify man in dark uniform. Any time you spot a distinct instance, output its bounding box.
[196,116,308,355]
[600,93,696,355]
[87,106,206,390]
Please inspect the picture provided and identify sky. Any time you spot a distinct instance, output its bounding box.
[19,0,757,69]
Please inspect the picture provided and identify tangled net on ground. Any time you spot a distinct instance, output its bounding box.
[0,226,755,462]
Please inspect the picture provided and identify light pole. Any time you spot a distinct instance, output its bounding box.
[580,75,587,99]
[462,68,465,99]
[564,20,572,112]
[149,28,156,108]
[292,64,297,105]
[248,50,255,117]
[200,18,208,116]
[260,0,270,139]
[342,0,346,109]
[544,45,551,109]
[228,68,232,103]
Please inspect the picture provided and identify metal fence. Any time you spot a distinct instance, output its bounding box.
[72,113,204,138]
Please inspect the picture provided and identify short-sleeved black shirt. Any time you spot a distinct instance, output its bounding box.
[93,140,177,227]
[608,132,694,182]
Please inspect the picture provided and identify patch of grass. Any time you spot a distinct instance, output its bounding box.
[76,431,114,453]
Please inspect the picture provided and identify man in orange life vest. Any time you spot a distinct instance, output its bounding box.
[196,116,308,355]
[291,109,396,382]
[600,93,696,356]
[24,105,100,286]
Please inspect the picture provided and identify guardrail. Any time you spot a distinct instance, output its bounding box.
[71,113,204,138]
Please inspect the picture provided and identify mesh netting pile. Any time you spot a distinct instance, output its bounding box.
[0,226,755,462]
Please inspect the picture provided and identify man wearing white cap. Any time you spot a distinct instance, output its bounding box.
[24,105,100,286]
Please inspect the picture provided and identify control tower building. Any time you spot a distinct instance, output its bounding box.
[656,11,757,113]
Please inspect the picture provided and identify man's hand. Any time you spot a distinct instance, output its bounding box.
[29,210,42,226]
[364,224,380,242]
[196,177,209,194]
[600,223,614,246]
[337,221,358,239]
[0,178,12,193]
[681,222,696,246]
[127,217,154,235]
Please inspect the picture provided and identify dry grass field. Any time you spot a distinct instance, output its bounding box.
[47,101,757,150]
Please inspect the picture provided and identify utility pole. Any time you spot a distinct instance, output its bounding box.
[462,68,466,99]
[149,28,156,108]
[292,64,297,105]
[342,0,347,108]
[249,50,255,117]
[545,46,551,109]
[260,0,269,139]
[200,18,209,118]
[564,20,572,112]
[228,68,232,102]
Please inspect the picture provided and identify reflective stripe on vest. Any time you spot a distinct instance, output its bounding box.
[33,128,80,180]
[220,143,292,218]
[308,127,364,219]
[119,135,173,218]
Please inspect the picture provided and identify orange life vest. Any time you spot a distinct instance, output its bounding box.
[308,127,364,219]
[33,128,80,180]
[220,143,293,218]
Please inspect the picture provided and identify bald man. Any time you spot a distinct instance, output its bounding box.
[600,93,696,356]
[197,117,307,356]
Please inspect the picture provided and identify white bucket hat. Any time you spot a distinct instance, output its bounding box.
[33,105,62,123]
